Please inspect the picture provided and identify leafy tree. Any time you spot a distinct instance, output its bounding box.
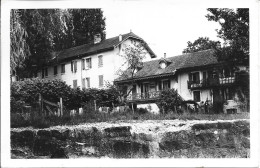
[206,8,249,65]
[182,37,220,53]
[116,42,147,104]
[10,9,106,79]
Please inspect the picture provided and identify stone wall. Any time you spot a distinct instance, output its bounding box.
[11,119,250,158]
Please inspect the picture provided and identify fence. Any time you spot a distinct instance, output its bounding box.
[39,94,63,117]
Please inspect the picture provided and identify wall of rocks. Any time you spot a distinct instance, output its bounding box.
[11,120,250,158]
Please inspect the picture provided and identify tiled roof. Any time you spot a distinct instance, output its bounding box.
[52,32,156,63]
[115,49,218,82]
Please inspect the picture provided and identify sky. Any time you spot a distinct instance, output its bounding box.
[103,1,222,58]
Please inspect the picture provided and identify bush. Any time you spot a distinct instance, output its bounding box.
[157,89,183,114]
[136,108,149,115]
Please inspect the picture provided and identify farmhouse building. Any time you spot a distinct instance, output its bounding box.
[114,49,249,113]
[37,32,156,89]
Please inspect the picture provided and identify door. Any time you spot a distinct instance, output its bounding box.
[144,83,149,99]
[132,85,137,99]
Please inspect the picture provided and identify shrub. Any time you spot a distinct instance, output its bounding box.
[157,89,183,114]
[136,108,149,115]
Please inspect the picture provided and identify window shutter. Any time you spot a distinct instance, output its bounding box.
[188,73,192,82]
[82,59,85,70]
[71,62,73,72]
[196,72,200,82]
[90,58,92,68]
[82,78,85,88]
[99,75,103,87]
[74,61,77,72]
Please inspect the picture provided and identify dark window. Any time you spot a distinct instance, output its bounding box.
[99,75,103,87]
[86,58,92,69]
[42,69,44,78]
[45,68,48,77]
[86,78,90,88]
[189,72,200,83]
[61,64,65,73]
[162,80,170,90]
[98,55,103,67]
[54,66,57,75]
[82,59,85,70]
[73,80,77,89]
[71,61,77,73]
[193,91,200,102]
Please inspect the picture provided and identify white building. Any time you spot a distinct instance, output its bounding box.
[37,32,156,89]
[115,49,249,114]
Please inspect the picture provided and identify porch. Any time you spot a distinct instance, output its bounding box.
[188,77,236,90]
[126,91,161,104]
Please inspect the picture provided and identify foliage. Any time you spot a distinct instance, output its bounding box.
[11,78,77,112]
[10,9,106,79]
[116,42,147,104]
[157,89,183,113]
[182,37,220,54]
[206,8,249,65]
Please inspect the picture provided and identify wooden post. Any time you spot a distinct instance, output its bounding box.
[94,100,97,111]
[131,103,134,114]
[60,97,63,117]
[39,94,42,116]
[57,102,60,116]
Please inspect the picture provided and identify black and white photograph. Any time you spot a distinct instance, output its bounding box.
[1,0,259,167]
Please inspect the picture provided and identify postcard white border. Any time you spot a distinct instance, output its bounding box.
[1,0,259,167]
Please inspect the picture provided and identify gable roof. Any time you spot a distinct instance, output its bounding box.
[51,32,156,63]
[115,49,219,82]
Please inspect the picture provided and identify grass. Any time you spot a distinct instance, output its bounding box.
[11,110,250,129]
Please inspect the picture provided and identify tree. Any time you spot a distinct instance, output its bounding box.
[10,9,106,79]
[182,37,221,53]
[116,42,147,112]
[206,8,249,65]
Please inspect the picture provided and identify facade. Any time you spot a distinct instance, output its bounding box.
[37,32,156,89]
[115,50,249,114]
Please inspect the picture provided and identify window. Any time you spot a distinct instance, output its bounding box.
[42,68,48,78]
[82,59,85,70]
[71,61,77,73]
[82,78,90,89]
[82,78,85,89]
[61,64,65,73]
[86,77,90,88]
[98,55,103,67]
[54,66,57,75]
[73,80,77,89]
[189,72,200,83]
[86,58,92,69]
[99,75,103,87]
[193,91,201,102]
[162,80,170,90]
[45,68,48,77]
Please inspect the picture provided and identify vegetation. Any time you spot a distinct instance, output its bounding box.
[182,37,220,54]
[10,9,106,79]
[157,89,183,114]
[206,8,249,65]
[11,110,249,128]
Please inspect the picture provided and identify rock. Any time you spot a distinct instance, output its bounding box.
[11,130,35,148]
[104,126,131,138]
[50,147,68,158]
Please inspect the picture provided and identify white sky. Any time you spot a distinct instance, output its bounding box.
[103,1,222,58]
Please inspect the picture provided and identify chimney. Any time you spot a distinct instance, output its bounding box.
[164,53,166,58]
[94,34,101,44]
[119,34,122,42]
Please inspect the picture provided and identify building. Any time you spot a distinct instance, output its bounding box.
[114,49,249,114]
[37,32,156,89]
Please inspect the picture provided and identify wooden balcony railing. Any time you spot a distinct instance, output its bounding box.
[127,91,161,101]
[188,77,236,89]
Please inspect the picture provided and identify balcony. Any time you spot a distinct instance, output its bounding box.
[126,91,161,103]
[188,76,236,90]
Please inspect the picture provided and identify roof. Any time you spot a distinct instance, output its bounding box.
[51,32,156,63]
[115,49,219,82]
